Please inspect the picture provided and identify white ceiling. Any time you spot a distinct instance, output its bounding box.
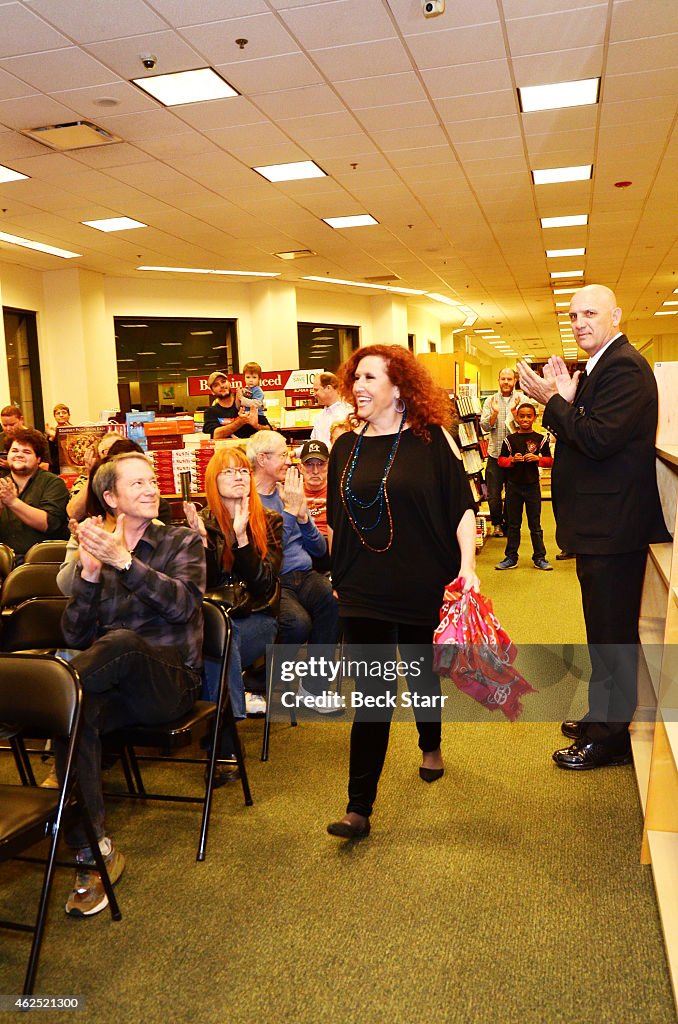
[0,0,676,362]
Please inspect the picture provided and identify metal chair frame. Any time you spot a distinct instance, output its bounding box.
[0,653,121,995]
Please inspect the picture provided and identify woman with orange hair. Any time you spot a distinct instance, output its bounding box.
[326,344,481,838]
[184,446,282,781]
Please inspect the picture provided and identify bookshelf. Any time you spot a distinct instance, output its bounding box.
[455,388,486,545]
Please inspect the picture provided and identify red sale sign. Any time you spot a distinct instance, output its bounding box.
[186,368,321,397]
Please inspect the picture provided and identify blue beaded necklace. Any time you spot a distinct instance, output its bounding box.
[340,411,406,552]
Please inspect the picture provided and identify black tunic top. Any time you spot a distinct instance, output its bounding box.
[327,425,476,627]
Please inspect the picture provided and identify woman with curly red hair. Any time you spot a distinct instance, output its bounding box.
[327,344,480,838]
[184,445,282,783]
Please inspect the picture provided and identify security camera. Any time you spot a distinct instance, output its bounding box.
[140,54,157,70]
[422,0,445,16]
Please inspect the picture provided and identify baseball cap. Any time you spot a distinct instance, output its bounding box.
[299,440,329,463]
[207,371,229,388]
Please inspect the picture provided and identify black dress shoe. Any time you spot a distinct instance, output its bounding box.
[555,551,575,560]
[561,720,582,740]
[419,766,444,783]
[206,763,240,788]
[327,816,371,839]
[552,740,632,771]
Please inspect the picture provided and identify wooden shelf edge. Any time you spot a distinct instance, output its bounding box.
[660,715,678,770]
[630,717,655,814]
[649,543,673,587]
[656,444,678,468]
[646,829,678,1010]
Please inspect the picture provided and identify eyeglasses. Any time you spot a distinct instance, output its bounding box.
[218,467,251,478]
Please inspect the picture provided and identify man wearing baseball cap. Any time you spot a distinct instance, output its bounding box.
[299,440,329,537]
[202,371,270,440]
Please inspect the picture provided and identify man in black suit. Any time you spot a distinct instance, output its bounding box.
[517,284,669,770]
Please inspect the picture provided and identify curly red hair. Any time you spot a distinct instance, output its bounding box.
[336,344,454,441]
[204,446,268,571]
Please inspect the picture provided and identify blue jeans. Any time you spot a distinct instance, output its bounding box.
[279,570,339,647]
[203,612,278,720]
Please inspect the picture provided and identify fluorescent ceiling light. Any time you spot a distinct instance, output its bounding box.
[82,216,147,232]
[519,78,599,113]
[425,293,460,306]
[137,351,157,356]
[654,310,677,316]
[137,266,279,277]
[553,288,577,295]
[191,331,214,335]
[474,329,493,334]
[0,164,28,183]
[0,230,80,259]
[254,161,325,183]
[302,275,424,295]
[533,165,592,185]
[555,302,570,308]
[541,214,588,228]
[323,214,378,229]
[160,342,182,347]
[546,248,586,258]
[120,323,148,328]
[132,68,238,106]
[550,270,584,279]
[662,301,678,306]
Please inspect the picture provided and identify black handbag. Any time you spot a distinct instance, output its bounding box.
[204,578,280,620]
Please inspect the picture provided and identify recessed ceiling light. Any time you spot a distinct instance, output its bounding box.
[474,329,493,334]
[546,248,586,258]
[533,165,592,185]
[120,323,148,328]
[274,249,318,260]
[0,164,29,184]
[117,358,135,362]
[302,275,423,295]
[132,68,238,106]
[426,293,460,306]
[662,301,678,306]
[137,266,279,277]
[82,217,147,232]
[160,342,182,347]
[0,230,80,259]
[555,302,570,308]
[553,288,578,295]
[323,215,379,229]
[191,331,214,335]
[519,78,599,113]
[137,351,157,356]
[551,270,584,279]
[541,214,588,228]
[254,161,325,183]
[654,310,678,316]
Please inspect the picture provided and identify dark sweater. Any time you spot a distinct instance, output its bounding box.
[498,430,553,487]
[327,425,475,626]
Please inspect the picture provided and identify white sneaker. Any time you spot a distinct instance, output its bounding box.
[245,691,267,716]
[297,682,343,714]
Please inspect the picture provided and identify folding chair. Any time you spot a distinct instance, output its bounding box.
[23,540,69,564]
[0,564,62,616]
[0,597,69,785]
[105,599,252,862]
[0,542,14,582]
[0,653,121,996]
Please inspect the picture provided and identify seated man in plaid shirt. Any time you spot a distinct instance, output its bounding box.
[56,452,206,918]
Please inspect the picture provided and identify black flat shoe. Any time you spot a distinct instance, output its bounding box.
[552,740,632,771]
[327,816,370,839]
[206,763,240,788]
[561,720,582,740]
[419,766,444,783]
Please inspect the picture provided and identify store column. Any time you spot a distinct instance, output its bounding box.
[247,281,298,369]
[369,294,408,347]
[41,268,118,420]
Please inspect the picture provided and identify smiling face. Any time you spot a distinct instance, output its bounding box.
[516,405,536,432]
[53,405,71,425]
[7,440,40,477]
[569,285,622,356]
[498,369,516,396]
[104,456,159,523]
[352,355,399,426]
[210,376,232,403]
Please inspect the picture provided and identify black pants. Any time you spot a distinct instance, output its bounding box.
[341,616,441,819]
[56,630,200,849]
[485,456,508,527]
[504,481,546,562]
[575,550,647,746]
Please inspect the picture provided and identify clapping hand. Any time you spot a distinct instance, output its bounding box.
[282,466,308,521]
[78,513,130,576]
[232,493,250,545]
[183,501,208,547]
[0,476,17,508]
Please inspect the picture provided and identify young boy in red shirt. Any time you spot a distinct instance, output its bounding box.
[495,402,554,571]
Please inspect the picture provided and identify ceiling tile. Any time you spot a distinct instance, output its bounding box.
[145,0,270,25]
[405,23,508,69]
[505,7,608,56]
[355,101,438,132]
[422,59,512,99]
[216,53,323,94]
[0,4,70,58]
[436,91,517,123]
[371,124,448,152]
[607,34,678,74]
[0,92,80,130]
[26,0,166,43]
[510,45,603,86]
[335,73,427,109]
[1,47,117,92]
[83,32,206,80]
[610,0,678,41]
[309,38,412,81]
[604,67,678,101]
[254,84,344,120]
[279,0,396,49]
[181,14,299,64]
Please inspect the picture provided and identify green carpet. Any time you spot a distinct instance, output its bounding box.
[1,504,676,1023]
